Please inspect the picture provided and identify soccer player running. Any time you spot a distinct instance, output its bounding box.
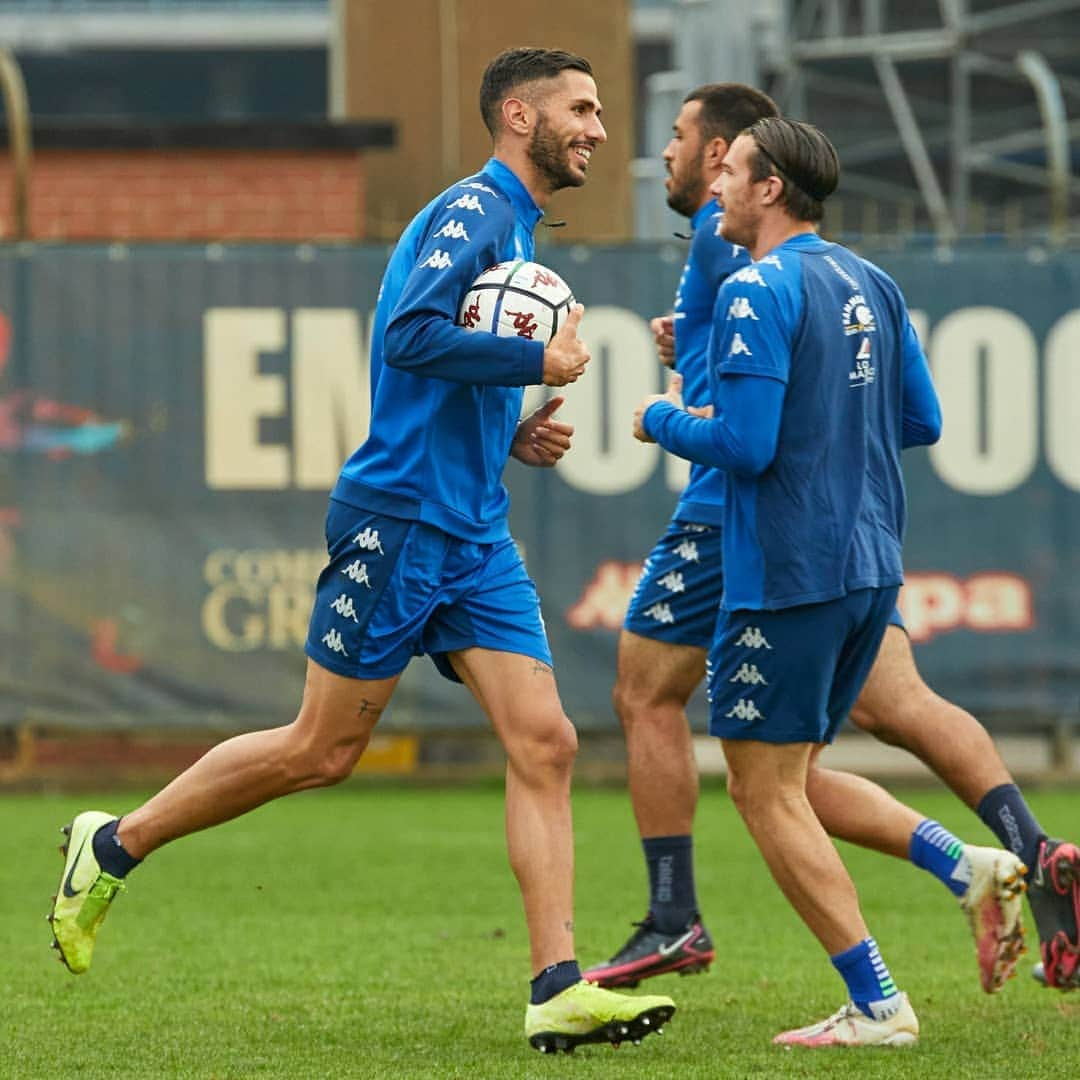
[631,115,961,1047]
[585,85,1080,998]
[48,47,677,1054]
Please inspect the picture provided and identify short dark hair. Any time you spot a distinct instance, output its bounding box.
[745,116,839,223]
[479,47,593,136]
[684,83,779,146]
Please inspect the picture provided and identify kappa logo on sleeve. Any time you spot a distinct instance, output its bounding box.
[446,193,486,214]
[420,249,453,270]
[728,265,767,287]
[727,297,759,320]
[728,332,753,357]
[433,219,471,242]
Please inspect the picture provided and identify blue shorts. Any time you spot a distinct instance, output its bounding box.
[623,520,723,648]
[707,586,899,745]
[305,501,552,683]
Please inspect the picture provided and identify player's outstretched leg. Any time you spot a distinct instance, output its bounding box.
[48,811,126,974]
[773,994,919,1048]
[1027,838,1080,990]
[955,845,1028,992]
[582,914,714,988]
[525,981,675,1054]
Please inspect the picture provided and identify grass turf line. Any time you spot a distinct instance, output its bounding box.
[3,785,1078,1078]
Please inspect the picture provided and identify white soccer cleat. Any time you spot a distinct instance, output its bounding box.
[773,993,918,1048]
[956,845,1028,992]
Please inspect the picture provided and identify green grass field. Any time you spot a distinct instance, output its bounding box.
[4,781,1077,1078]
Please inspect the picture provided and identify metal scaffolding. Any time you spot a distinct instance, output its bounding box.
[636,0,1080,240]
[770,0,1080,239]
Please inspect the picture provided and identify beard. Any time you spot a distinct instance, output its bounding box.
[666,153,706,218]
[528,114,585,193]
[719,206,755,251]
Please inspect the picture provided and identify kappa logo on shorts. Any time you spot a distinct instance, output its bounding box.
[352,527,384,554]
[321,628,349,656]
[329,593,360,622]
[342,560,372,587]
[729,662,767,686]
[657,571,686,594]
[674,539,700,563]
[726,698,764,722]
[734,626,772,649]
[644,602,675,625]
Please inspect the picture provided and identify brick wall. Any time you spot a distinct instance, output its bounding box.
[0,148,368,242]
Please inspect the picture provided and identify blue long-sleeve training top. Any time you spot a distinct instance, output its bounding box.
[644,232,942,611]
[332,158,547,542]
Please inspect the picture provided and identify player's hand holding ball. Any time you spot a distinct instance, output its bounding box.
[542,303,589,386]
[634,372,685,443]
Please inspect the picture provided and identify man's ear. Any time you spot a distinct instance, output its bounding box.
[704,137,728,171]
[760,174,784,207]
[502,96,531,136]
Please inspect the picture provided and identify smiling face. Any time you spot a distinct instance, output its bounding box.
[663,99,708,218]
[525,70,606,193]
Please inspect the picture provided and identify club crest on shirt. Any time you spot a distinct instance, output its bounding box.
[842,294,876,335]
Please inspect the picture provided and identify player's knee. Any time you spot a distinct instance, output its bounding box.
[612,675,681,731]
[848,698,890,739]
[510,712,578,777]
[849,693,925,744]
[284,729,370,787]
[316,739,369,785]
[725,768,781,823]
[726,769,749,816]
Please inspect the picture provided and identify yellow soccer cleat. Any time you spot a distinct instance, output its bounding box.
[48,811,125,974]
[525,979,675,1054]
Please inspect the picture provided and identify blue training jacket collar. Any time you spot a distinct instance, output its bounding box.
[690,200,718,232]
[773,231,831,254]
[481,158,544,230]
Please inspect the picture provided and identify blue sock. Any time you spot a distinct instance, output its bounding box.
[643,835,698,933]
[530,960,581,1005]
[910,818,968,897]
[977,783,1045,878]
[831,937,898,1018]
[92,818,141,878]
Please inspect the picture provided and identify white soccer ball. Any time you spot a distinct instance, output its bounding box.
[457,259,574,345]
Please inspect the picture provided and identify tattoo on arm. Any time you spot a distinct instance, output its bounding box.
[564,920,574,933]
[532,660,554,677]
[356,698,384,720]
